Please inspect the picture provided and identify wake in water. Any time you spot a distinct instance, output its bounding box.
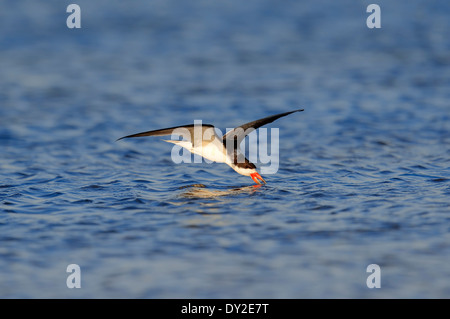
[178,184,263,199]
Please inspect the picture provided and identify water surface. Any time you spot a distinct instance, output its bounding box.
[0,0,449,298]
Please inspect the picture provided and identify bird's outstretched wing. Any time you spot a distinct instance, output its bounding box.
[117,124,217,148]
[222,109,304,146]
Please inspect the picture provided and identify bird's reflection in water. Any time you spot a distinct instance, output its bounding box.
[178,184,262,199]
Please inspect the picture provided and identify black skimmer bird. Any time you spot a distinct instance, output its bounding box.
[118,109,304,185]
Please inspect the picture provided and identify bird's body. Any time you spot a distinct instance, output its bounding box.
[118,109,304,185]
[166,131,228,164]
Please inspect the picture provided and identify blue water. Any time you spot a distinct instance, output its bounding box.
[1,0,449,298]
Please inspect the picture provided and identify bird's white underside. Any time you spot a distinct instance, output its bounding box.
[164,139,257,176]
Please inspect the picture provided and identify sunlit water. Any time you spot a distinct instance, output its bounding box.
[1,0,449,298]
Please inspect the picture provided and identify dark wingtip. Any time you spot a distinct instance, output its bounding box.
[116,132,145,141]
[116,134,136,142]
[286,108,304,115]
[284,108,304,117]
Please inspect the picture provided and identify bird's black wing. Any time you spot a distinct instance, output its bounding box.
[222,109,304,146]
